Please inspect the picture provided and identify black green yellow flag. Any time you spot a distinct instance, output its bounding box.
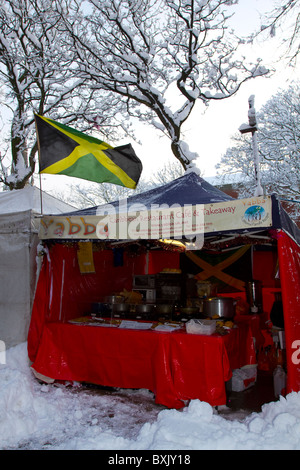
[181,246,252,292]
[34,114,142,188]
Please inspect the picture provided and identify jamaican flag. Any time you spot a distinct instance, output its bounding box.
[34,114,142,188]
[181,246,252,292]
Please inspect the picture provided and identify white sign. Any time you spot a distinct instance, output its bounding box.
[39,196,272,249]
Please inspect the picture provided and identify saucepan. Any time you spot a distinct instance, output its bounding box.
[135,304,155,315]
[104,295,125,304]
[112,303,130,314]
[203,297,237,319]
[155,304,174,316]
[179,307,199,317]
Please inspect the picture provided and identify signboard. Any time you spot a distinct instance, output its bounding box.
[39,196,272,244]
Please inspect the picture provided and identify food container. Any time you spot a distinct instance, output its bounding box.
[203,297,236,319]
[196,281,216,298]
[104,295,125,304]
[227,365,258,392]
[186,319,216,335]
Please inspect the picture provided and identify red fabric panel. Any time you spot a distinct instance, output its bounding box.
[28,244,148,361]
[148,250,180,274]
[31,322,254,409]
[277,231,300,393]
[234,315,266,351]
[27,254,51,362]
[168,333,232,405]
[253,250,278,287]
[223,321,257,368]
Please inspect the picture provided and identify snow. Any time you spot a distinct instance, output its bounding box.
[1,342,300,450]
[0,186,76,215]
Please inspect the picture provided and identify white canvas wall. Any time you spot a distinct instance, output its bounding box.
[0,186,75,349]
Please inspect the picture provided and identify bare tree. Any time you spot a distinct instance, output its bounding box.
[216,83,300,205]
[149,159,184,186]
[59,178,152,209]
[257,0,300,65]
[0,0,128,189]
[56,160,184,208]
[59,0,268,172]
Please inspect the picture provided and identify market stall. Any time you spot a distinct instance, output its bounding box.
[27,172,300,407]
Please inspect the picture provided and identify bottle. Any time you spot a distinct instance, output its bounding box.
[273,365,286,398]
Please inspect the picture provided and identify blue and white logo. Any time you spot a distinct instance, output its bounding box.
[243,205,266,225]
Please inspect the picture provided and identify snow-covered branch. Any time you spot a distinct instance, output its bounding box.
[0,0,132,189]
[60,0,268,170]
[216,83,300,218]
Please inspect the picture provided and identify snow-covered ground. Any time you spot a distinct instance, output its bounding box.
[1,342,300,450]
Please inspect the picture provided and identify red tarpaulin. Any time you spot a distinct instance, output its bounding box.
[28,224,300,408]
[277,230,300,393]
[30,320,255,409]
[27,243,180,362]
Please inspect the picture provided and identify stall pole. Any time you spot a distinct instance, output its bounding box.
[239,95,263,197]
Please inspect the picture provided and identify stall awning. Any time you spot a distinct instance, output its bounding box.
[39,195,273,241]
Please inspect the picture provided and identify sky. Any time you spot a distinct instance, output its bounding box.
[41,0,299,196]
[1,0,299,194]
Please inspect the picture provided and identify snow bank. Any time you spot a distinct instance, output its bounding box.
[1,343,300,450]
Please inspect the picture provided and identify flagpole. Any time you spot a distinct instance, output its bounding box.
[34,114,44,215]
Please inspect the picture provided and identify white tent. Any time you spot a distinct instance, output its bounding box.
[0,185,76,349]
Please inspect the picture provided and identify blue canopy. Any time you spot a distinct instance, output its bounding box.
[64,172,233,216]
[43,172,300,246]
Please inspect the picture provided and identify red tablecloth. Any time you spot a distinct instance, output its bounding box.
[30,321,255,409]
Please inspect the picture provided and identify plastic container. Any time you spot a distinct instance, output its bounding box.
[186,319,216,335]
[229,364,258,392]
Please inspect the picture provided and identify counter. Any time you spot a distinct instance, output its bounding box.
[31,317,256,409]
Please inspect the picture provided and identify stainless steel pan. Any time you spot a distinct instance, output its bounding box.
[203,297,236,319]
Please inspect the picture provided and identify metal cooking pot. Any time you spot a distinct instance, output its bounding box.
[203,297,237,319]
[112,303,130,314]
[91,302,111,315]
[155,304,174,315]
[179,307,199,316]
[104,295,124,304]
[135,304,155,315]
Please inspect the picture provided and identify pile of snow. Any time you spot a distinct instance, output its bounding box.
[1,343,300,450]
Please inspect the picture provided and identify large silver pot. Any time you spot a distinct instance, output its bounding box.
[112,303,130,314]
[203,297,236,319]
[135,304,155,315]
